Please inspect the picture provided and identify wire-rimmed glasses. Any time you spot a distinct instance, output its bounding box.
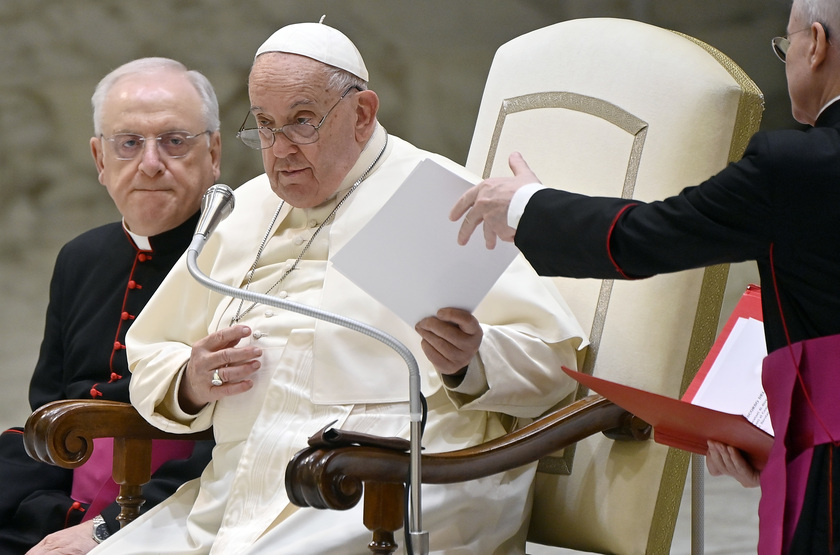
[236,85,362,149]
[772,24,830,62]
[101,130,211,160]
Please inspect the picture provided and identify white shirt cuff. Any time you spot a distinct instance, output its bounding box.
[442,355,488,396]
[508,183,548,229]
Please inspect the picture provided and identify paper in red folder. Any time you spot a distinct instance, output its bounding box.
[560,285,774,470]
[562,366,773,470]
[683,284,764,403]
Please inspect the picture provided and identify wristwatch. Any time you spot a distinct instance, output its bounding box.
[91,515,110,544]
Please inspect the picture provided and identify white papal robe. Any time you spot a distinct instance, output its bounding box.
[90,125,587,555]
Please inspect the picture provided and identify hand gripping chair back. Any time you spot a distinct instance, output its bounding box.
[464,18,763,554]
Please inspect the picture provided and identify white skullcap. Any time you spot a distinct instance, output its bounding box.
[255,22,369,81]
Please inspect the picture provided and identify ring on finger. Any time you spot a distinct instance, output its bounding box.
[211,369,223,387]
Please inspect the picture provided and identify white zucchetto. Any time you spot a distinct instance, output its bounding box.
[255,22,369,81]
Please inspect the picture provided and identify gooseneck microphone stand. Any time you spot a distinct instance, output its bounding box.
[187,184,429,555]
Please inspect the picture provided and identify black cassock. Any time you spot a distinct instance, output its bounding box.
[0,213,213,554]
[514,101,840,554]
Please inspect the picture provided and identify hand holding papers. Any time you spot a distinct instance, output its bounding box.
[331,159,519,325]
[562,285,773,469]
[562,366,773,470]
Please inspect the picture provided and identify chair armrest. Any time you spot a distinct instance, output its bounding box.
[23,399,212,468]
[23,399,213,528]
[285,395,648,554]
[286,394,649,511]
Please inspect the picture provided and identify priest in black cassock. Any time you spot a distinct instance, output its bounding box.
[0,57,221,555]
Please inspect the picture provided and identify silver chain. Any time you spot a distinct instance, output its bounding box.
[229,135,388,325]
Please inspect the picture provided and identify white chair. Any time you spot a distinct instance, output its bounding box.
[464,17,763,554]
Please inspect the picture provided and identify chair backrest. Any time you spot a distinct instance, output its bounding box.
[465,18,763,554]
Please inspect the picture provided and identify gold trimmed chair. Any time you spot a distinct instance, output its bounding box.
[23,17,763,554]
[467,17,762,554]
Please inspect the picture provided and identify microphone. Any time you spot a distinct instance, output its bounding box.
[197,184,235,238]
[186,187,429,554]
[189,184,235,254]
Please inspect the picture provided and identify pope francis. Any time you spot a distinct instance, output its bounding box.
[88,22,587,555]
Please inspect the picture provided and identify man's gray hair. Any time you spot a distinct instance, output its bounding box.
[794,0,840,36]
[324,65,368,94]
[92,57,220,136]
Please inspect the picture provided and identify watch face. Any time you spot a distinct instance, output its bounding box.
[94,521,110,542]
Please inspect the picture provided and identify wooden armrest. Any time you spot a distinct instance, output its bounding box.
[286,394,648,510]
[23,399,212,468]
[23,399,212,528]
[285,395,648,554]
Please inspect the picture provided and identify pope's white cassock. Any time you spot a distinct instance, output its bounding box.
[89,125,587,555]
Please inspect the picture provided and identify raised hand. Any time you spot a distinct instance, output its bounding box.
[450,152,541,249]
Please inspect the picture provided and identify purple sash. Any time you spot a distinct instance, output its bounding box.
[759,333,840,554]
[71,437,196,522]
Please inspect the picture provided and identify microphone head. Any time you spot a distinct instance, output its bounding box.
[195,184,235,239]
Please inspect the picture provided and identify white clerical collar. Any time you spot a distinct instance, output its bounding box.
[123,220,152,251]
[816,95,840,120]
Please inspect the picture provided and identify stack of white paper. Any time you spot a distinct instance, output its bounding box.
[691,317,772,435]
[331,158,518,326]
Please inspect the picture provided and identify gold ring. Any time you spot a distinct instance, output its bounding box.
[211,369,223,387]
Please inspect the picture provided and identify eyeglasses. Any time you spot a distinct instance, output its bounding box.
[101,130,211,160]
[772,23,830,62]
[237,85,362,149]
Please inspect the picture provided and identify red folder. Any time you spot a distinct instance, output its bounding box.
[561,284,773,470]
[562,367,773,469]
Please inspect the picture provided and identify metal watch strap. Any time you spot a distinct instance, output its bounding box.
[91,514,110,544]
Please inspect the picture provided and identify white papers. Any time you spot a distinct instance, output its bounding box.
[331,158,518,326]
[691,317,772,435]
